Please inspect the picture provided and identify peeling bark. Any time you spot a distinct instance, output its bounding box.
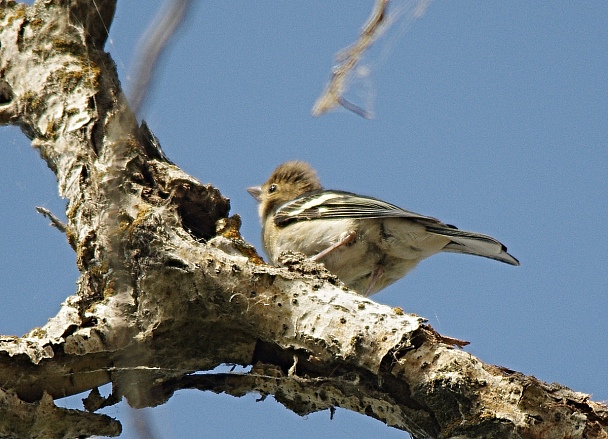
[0,1,607,438]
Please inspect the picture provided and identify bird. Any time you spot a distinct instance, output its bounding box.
[247,161,519,296]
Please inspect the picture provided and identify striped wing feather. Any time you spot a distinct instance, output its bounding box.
[275,190,519,266]
[274,190,440,224]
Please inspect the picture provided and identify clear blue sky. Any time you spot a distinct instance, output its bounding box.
[1,2,607,438]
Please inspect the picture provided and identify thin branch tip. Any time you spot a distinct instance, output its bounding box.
[35,206,67,233]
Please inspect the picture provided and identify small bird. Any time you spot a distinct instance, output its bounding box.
[248,161,519,296]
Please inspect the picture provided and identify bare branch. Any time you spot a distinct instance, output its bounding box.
[312,0,432,118]
[129,0,193,114]
[36,207,67,233]
[0,389,121,438]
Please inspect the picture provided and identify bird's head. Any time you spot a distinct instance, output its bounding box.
[247,161,322,221]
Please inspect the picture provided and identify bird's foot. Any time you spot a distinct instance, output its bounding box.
[311,230,357,262]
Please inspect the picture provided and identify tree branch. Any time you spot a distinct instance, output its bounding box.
[312,0,432,118]
[0,1,607,438]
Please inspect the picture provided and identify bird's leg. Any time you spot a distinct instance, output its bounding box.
[311,231,357,262]
[363,266,385,296]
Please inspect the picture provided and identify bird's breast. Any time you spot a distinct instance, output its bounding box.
[266,218,451,296]
[270,219,359,262]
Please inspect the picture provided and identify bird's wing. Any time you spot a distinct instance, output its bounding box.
[274,190,441,225]
[275,190,520,266]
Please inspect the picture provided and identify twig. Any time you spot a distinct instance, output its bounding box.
[129,0,193,114]
[312,0,391,118]
[35,206,67,233]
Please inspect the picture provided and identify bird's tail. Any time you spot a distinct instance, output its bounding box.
[425,225,520,266]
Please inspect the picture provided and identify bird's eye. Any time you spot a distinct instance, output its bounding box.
[268,184,277,194]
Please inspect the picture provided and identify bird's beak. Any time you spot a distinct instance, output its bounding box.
[247,186,262,201]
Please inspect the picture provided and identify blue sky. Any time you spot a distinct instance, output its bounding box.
[1,2,607,438]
